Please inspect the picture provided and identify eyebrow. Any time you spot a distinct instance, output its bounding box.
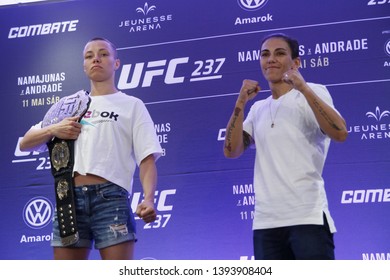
[260,47,288,53]
[84,48,111,54]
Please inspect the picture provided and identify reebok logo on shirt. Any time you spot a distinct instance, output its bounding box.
[83,110,119,121]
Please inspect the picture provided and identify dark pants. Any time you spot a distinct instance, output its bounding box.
[253,215,335,260]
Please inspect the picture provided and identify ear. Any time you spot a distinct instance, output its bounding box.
[114,58,120,70]
[292,57,301,69]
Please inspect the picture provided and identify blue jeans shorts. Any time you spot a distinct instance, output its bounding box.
[51,182,137,249]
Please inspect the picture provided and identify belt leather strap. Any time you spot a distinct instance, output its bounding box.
[42,90,91,246]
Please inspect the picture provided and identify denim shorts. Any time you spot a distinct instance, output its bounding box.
[51,182,137,249]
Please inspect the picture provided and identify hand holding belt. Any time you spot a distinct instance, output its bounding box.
[42,90,91,246]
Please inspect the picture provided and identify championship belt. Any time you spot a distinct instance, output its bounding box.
[42,90,91,246]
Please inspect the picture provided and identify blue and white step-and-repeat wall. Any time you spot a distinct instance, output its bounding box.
[1,0,389,260]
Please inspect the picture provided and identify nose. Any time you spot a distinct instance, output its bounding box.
[92,55,101,63]
[267,53,276,63]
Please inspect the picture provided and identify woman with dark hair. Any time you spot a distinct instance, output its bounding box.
[224,33,347,260]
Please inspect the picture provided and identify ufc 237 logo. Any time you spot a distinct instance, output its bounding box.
[131,189,176,229]
[367,0,390,6]
[13,137,51,170]
[117,57,225,89]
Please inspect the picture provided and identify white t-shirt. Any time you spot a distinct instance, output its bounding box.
[33,91,162,194]
[243,83,337,232]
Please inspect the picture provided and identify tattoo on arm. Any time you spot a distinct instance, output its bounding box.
[224,107,241,152]
[243,131,253,149]
[313,99,342,131]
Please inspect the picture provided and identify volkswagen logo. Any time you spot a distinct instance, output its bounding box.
[237,0,269,11]
[385,39,390,57]
[23,197,53,229]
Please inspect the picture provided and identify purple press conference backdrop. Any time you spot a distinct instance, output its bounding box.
[1,0,389,260]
